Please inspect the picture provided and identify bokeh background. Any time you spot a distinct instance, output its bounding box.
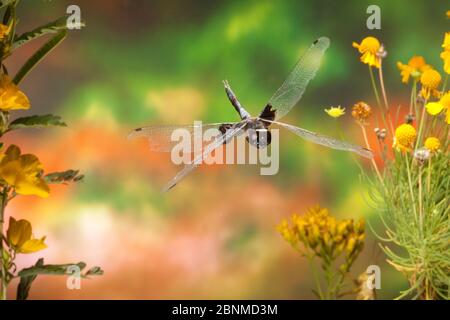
[3,0,448,299]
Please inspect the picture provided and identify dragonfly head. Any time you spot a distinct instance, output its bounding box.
[246,128,271,149]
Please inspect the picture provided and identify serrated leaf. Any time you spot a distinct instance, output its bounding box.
[18,261,87,278]
[13,15,85,51]
[17,260,102,299]
[85,266,104,277]
[9,114,67,130]
[17,258,44,300]
[45,170,84,184]
[13,29,67,85]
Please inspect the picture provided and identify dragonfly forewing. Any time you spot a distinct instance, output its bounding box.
[263,37,330,121]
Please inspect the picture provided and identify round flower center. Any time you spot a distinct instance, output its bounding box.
[420,69,442,89]
[424,137,440,152]
[395,124,417,148]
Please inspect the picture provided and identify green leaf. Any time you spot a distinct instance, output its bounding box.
[45,170,84,184]
[85,266,104,277]
[13,15,85,51]
[18,261,87,278]
[13,29,67,85]
[17,258,44,300]
[16,260,103,299]
[9,114,67,130]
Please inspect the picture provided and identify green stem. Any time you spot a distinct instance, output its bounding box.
[418,165,423,239]
[378,60,389,110]
[415,99,427,150]
[404,153,418,227]
[0,188,7,300]
[306,254,325,300]
[368,65,382,108]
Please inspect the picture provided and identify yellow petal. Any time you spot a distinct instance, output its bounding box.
[426,102,444,115]
[0,159,23,186]
[0,146,50,198]
[441,50,450,74]
[0,75,30,111]
[7,217,32,248]
[19,237,47,254]
[1,145,21,163]
[360,52,380,68]
[15,176,50,198]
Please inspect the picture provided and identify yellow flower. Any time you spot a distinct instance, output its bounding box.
[425,102,444,115]
[425,92,450,124]
[442,32,450,51]
[324,106,345,118]
[441,33,450,74]
[420,69,442,99]
[352,37,382,68]
[439,91,450,124]
[447,10,450,19]
[393,124,417,152]
[424,137,440,152]
[0,74,31,111]
[278,206,365,262]
[0,145,50,198]
[0,23,11,42]
[397,56,431,84]
[7,217,47,254]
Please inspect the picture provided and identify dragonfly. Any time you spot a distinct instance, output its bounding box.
[129,37,373,192]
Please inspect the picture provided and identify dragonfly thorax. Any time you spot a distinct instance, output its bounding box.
[245,120,272,149]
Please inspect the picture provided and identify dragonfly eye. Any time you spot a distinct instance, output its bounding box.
[246,129,272,149]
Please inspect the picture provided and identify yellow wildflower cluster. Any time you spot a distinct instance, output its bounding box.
[277,206,365,263]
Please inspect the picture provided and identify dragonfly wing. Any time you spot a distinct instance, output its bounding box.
[262,37,330,121]
[128,123,239,152]
[161,122,247,192]
[260,118,373,159]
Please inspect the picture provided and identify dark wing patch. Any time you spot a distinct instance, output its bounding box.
[259,104,276,127]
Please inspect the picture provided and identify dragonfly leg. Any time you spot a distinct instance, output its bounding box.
[223,80,250,120]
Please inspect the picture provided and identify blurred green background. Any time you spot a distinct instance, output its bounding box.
[4,0,449,299]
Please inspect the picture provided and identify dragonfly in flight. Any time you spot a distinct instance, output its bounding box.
[129,37,373,192]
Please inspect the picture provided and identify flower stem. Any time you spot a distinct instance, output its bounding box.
[306,254,324,300]
[404,153,418,226]
[378,60,389,110]
[415,99,427,150]
[0,188,7,300]
[368,65,382,108]
[360,124,384,187]
[418,165,424,239]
